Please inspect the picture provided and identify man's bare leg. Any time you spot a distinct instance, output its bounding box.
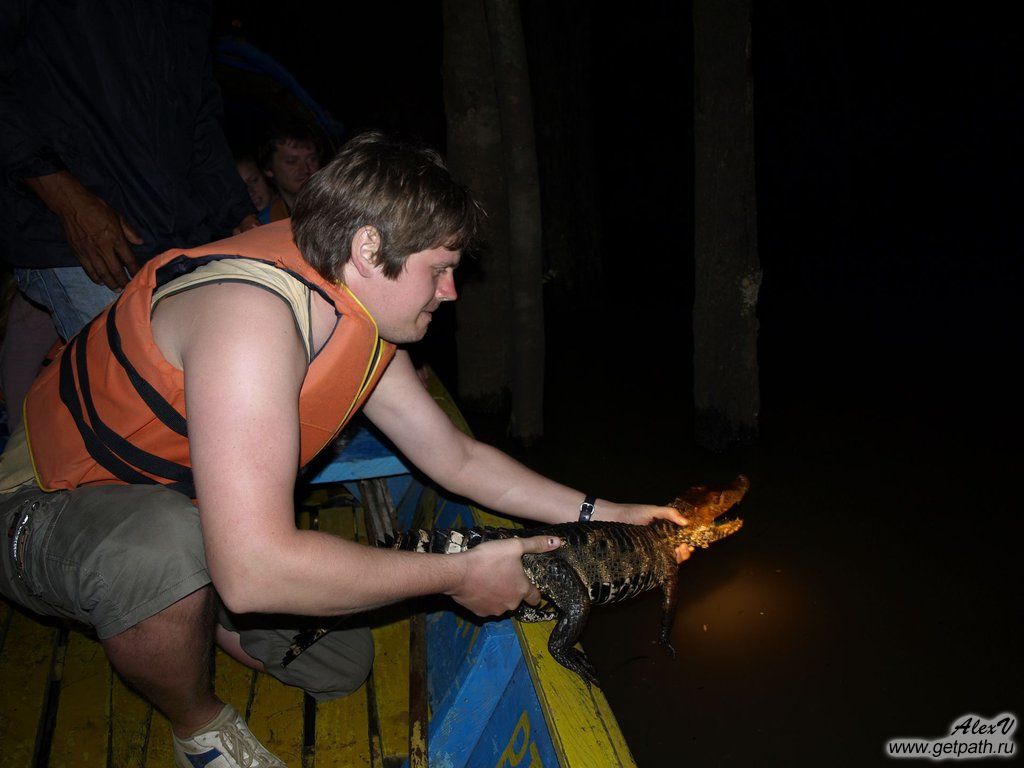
[101,586,223,737]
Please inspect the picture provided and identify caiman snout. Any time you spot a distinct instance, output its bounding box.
[666,474,748,549]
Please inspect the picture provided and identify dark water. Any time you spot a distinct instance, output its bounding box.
[467,298,1022,768]
[222,4,1023,762]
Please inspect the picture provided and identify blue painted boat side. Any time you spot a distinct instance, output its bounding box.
[307,425,410,483]
[315,421,635,768]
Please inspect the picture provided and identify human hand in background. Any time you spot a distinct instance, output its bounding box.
[25,171,142,289]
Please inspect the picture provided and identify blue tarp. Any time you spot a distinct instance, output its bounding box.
[214,37,345,153]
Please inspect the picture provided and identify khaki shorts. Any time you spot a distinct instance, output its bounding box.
[1,483,372,701]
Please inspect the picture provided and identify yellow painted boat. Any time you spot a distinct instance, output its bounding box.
[0,375,636,766]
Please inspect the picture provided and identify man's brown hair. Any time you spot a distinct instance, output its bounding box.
[257,121,322,173]
[292,132,480,281]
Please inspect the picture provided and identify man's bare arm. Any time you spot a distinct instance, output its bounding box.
[364,352,689,531]
[160,284,556,616]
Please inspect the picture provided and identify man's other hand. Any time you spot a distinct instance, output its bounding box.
[445,534,561,617]
[25,171,142,289]
[600,503,694,564]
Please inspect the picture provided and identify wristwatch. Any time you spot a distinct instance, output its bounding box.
[578,494,596,523]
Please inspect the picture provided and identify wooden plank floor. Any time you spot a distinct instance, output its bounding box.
[0,490,410,768]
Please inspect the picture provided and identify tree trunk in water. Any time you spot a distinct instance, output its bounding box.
[485,0,545,443]
[444,0,512,412]
[693,0,761,450]
[520,1,602,299]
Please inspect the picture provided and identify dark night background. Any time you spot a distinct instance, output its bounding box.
[217,2,1021,765]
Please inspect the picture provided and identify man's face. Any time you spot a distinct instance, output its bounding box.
[362,246,460,344]
[265,140,320,196]
[237,159,272,210]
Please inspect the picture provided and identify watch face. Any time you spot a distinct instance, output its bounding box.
[579,496,596,522]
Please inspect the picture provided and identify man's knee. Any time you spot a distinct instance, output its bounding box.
[232,622,375,702]
[296,626,374,701]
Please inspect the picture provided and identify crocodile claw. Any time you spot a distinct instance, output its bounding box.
[548,645,599,688]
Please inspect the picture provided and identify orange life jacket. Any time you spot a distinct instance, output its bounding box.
[24,220,395,498]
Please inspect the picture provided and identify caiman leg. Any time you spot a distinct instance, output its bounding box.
[538,559,598,686]
[659,574,680,657]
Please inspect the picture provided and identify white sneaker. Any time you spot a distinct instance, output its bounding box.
[172,703,287,768]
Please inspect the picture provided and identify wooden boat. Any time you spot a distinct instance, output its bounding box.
[0,375,637,766]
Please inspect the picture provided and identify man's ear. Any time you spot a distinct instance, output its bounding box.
[349,226,382,279]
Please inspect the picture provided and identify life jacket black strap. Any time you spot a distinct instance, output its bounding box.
[55,251,351,500]
[59,315,195,498]
[106,301,188,437]
[59,334,157,487]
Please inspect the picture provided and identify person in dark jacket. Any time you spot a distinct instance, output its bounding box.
[0,0,257,341]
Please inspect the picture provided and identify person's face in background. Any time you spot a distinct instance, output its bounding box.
[265,140,320,197]
[237,158,273,210]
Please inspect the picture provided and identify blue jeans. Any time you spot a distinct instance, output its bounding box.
[15,267,118,340]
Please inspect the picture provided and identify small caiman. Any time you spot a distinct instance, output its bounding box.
[395,475,748,686]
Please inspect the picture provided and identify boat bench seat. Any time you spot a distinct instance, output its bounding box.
[1,379,640,767]
[0,486,414,767]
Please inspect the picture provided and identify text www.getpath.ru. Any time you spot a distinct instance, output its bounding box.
[887,739,1015,759]
[886,713,1016,761]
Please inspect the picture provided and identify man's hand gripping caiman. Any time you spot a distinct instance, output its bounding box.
[397,475,749,686]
